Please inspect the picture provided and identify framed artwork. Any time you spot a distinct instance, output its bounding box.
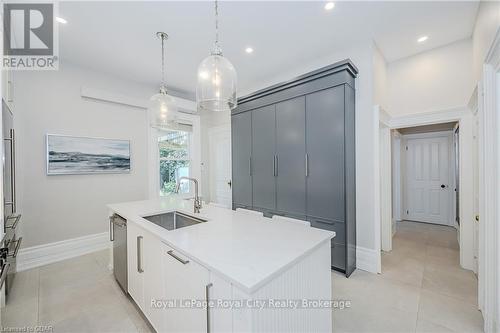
[46,134,131,175]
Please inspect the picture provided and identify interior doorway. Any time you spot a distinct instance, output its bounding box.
[380,121,479,316]
[397,125,457,226]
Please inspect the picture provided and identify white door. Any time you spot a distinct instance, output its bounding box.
[208,125,232,207]
[405,134,452,225]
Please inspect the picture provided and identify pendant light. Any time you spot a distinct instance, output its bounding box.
[196,0,237,112]
[150,32,179,130]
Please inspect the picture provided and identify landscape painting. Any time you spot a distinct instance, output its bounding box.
[47,135,130,175]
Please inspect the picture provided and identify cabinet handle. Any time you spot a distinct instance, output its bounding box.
[305,153,309,177]
[206,283,213,333]
[249,157,252,176]
[273,155,276,177]
[109,216,114,241]
[167,250,190,264]
[275,155,278,177]
[137,236,144,273]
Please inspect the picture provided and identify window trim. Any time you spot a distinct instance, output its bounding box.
[148,111,201,199]
[158,129,192,196]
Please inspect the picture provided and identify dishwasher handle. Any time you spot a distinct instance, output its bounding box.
[109,216,114,241]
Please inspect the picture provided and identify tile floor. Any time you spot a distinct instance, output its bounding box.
[333,220,483,333]
[2,220,483,332]
[2,250,154,333]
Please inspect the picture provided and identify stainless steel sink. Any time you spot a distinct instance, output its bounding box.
[142,211,207,231]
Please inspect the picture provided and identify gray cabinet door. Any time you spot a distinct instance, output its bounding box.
[251,105,276,211]
[231,112,252,207]
[306,86,345,223]
[275,96,306,216]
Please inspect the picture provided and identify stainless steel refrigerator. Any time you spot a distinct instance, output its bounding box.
[0,99,21,296]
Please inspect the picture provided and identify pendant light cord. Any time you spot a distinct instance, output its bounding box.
[161,34,166,90]
[215,0,219,46]
[213,0,222,55]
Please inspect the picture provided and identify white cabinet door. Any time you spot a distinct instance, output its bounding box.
[127,222,145,309]
[209,273,233,333]
[162,244,210,333]
[143,235,166,332]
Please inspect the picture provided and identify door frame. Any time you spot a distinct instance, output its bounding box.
[378,106,475,272]
[401,131,455,226]
[208,124,232,207]
[476,29,500,332]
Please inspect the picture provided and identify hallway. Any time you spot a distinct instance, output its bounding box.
[333,221,483,332]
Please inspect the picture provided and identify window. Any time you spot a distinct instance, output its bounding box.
[158,130,191,196]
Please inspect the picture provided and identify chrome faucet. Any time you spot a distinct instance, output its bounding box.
[176,177,202,213]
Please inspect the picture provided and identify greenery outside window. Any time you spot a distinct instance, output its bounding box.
[159,130,191,196]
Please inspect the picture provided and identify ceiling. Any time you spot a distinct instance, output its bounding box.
[57,1,479,98]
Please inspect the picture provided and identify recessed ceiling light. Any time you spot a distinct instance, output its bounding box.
[56,17,67,24]
[324,2,335,10]
[245,47,254,54]
[417,36,428,43]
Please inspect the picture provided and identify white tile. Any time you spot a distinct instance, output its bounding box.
[422,263,478,305]
[333,301,417,333]
[416,318,455,332]
[381,252,425,287]
[418,290,483,333]
[2,268,39,328]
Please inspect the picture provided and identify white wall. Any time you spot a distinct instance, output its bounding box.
[14,62,155,248]
[387,39,474,116]
[373,44,388,110]
[241,41,380,270]
[472,1,500,84]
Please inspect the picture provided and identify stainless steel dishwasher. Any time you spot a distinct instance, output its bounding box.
[110,214,127,293]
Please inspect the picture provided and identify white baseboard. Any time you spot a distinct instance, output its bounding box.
[356,246,380,274]
[17,232,110,272]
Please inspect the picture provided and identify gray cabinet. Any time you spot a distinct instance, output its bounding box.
[305,87,345,224]
[231,112,252,208]
[251,105,276,211]
[231,59,357,276]
[276,96,306,217]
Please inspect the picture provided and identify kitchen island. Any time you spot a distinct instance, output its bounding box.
[108,196,335,333]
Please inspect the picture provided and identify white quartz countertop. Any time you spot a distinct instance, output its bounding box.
[107,196,334,293]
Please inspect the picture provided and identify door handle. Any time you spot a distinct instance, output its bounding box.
[440,184,446,189]
[227,180,232,188]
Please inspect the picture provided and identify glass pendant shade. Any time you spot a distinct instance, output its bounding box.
[149,87,179,130]
[149,32,178,130]
[197,53,237,112]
